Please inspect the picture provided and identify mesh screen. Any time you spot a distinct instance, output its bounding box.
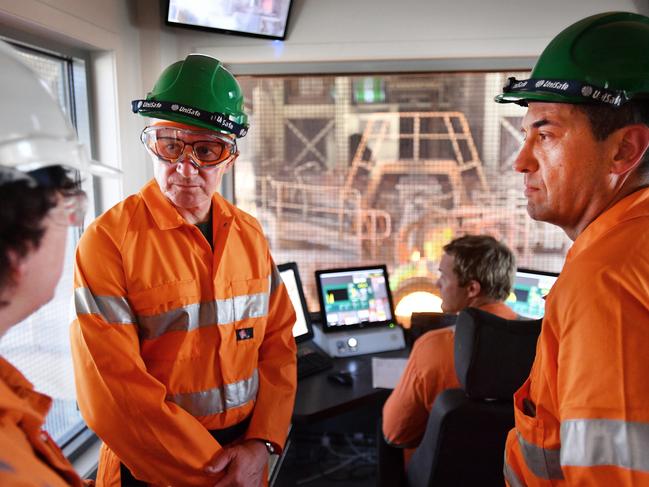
[234,72,570,310]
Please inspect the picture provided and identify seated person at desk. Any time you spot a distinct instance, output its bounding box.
[382,234,517,451]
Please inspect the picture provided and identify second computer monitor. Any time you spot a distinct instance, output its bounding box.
[507,268,559,319]
[315,265,396,332]
[278,262,313,344]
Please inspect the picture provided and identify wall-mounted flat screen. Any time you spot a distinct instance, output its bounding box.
[166,0,293,40]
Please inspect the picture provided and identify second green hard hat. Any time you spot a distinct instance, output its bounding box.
[495,11,649,107]
[132,54,249,137]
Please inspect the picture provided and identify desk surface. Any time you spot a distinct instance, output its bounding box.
[292,348,409,423]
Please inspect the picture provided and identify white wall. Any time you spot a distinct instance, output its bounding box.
[0,0,646,197]
[172,0,646,70]
[0,0,149,202]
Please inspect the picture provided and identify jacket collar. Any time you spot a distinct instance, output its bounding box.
[0,356,51,431]
[477,301,519,320]
[567,187,649,263]
[140,179,236,230]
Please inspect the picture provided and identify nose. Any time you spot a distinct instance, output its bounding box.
[512,139,538,174]
[175,158,198,177]
[175,145,199,177]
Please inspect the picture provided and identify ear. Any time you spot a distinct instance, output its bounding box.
[465,279,481,299]
[610,124,649,176]
[5,250,27,286]
[223,154,238,171]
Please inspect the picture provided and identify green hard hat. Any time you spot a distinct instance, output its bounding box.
[132,54,249,137]
[495,12,649,107]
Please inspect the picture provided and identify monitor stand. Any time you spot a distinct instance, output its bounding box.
[312,322,406,358]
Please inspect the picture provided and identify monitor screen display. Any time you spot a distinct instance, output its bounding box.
[316,265,396,331]
[278,262,311,342]
[166,0,293,40]
[507,268,559,319]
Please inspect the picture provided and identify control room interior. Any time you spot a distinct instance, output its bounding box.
[1,1,645,486]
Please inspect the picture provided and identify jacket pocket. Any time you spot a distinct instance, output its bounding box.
[229,277,269,334]
[512,378,564,481]
[218,278,269,381]
[129,279,204,361]
[128,279,200,317]
[513,377,540,436]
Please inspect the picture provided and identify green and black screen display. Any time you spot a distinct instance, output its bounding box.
[316,266,395,329]
[506,269,558,319]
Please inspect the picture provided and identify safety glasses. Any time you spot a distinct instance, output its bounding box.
[50,190,88,227]
[140,126,238,168]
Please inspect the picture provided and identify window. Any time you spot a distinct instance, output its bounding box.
[0,42,93,446]
[234,72,571,315]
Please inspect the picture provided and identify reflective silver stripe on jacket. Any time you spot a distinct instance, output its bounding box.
[561,418,649,472]
[138,292,269,340]
[75,287,269,339]
[74,287,136,324]
[166,369,259,417]
[517,432,564,480]
[503,453,526,487]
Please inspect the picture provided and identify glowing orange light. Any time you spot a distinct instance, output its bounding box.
[395,291,443,327]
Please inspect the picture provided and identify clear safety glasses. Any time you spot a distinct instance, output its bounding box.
[49,190,88,227]
[140,126,238,168]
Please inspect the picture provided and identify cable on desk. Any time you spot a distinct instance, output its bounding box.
[293,432,377,485]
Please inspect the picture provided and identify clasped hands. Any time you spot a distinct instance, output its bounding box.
[205,439,269,487]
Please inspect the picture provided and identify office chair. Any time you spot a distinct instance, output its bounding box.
[407,312,457,346]
[405,307,542,487]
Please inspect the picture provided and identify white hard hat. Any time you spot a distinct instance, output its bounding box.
[0,41,117,186]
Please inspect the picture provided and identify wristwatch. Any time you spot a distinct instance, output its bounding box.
[263,441,276,455]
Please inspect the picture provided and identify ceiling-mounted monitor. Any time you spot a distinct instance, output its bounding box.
[166,0,293,41]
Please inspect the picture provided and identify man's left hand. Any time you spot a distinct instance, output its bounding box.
[205,439,269,487]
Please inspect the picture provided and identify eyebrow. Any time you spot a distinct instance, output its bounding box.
[532,118,556,129]
[531,118,551,129]
[520,118,554,133]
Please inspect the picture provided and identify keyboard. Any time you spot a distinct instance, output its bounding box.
[297,350,333,379]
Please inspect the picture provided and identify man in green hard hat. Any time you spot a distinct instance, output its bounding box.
[495,12,649,486]
[70,54,297,486]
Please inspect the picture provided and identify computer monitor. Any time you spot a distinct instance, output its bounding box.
[278,262,313,344]
[507,268,559,319]
[315,265,397,332]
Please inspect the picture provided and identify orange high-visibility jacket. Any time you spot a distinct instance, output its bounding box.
[504,188,649,486]
[70,180,297,486]
[0,357,84,487]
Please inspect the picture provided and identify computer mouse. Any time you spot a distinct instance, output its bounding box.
[327,370,353,386]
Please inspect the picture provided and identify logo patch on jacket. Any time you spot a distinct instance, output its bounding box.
[236,327,254,341]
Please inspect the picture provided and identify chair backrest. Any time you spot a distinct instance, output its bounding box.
[408,312,457,346]
[406,307,542,487]
[455,307,541,400]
